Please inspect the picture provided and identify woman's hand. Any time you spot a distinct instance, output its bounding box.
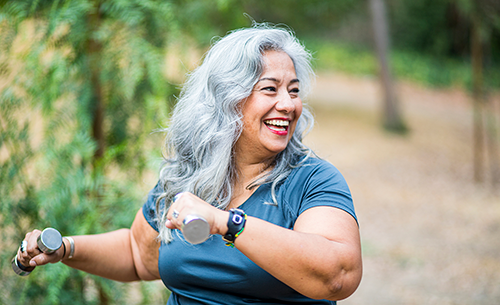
[17,229,66,268]
[165,192,229,236]
[14,210,160,282]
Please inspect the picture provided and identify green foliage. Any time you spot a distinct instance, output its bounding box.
[309,41,377,75]
[309,39,500,89]
[388,0,500,64]
[241,0,363,38]
[0,0,177,303]
[168,0,248,45]
[388,0,454,57]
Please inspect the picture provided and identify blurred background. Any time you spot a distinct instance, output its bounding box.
[1,0,499,304]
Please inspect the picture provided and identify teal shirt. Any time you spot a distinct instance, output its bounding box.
[143,157,357,304]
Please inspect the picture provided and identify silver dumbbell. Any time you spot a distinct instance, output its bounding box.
[12,228,62,276]
[182,215,210,244]
[171,193,210,244]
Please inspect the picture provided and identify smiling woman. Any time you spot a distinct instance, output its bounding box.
[236,50,304,162]
[16,23,362,305]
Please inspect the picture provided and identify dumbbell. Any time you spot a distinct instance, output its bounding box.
[12,228,62,276]
[182,215,210,244]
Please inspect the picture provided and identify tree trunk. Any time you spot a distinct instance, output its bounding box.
[471,16,485,183]
[485,99,500,187]
[88,6,109,305]
[369,0,407,133]
[88,9,105,167]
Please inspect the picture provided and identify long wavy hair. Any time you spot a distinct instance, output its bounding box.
[156,23,315,242]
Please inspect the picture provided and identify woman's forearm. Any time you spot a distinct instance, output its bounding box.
[62,229,140,282]
[234,209,362,301]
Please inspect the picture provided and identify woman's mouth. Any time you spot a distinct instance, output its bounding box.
[264,119,289,134]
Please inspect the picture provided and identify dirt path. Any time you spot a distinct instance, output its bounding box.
[306,73,500,304]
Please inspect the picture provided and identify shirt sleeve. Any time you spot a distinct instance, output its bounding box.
[142,181,165,232]
[297,160,357,223]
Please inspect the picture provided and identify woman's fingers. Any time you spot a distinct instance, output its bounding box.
[166,192,228,235]
[168,193,206,226]
[29,251,61,266]
[18,230,41,267]
[17,229,63,267]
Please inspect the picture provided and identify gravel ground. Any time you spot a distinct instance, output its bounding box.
[306,73,500,305]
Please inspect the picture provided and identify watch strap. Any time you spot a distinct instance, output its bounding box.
[223,208,247,245]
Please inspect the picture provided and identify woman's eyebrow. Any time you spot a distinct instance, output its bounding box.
[257,77,300,84]
[257,77,279,83]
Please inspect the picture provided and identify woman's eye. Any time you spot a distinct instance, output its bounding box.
[262,87,276,92]
[289,88,300,96]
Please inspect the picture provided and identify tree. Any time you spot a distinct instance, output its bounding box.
[0,1,176,303]
[369,0,408,133]
[453,0,500,187]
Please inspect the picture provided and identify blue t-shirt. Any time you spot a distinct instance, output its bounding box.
[142,157,356,304]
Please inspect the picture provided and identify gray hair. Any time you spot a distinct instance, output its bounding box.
[156,23,315,242]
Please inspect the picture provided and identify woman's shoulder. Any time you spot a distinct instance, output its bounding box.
[290,156,344,182]
[279,156,355,220]
[142,181,166,232]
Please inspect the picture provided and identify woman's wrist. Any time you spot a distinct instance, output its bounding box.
[215,210,230,236]
[57,238,68,261]
[60,237,73,261]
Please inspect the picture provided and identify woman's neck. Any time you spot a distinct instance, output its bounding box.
[228,157,274,210]
[237,156,274,185]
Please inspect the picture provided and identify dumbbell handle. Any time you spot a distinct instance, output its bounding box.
[12,228,62,276]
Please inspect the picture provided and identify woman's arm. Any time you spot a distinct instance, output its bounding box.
[19,208,161,282]
[167,193,362,301]
[235,206,362,301]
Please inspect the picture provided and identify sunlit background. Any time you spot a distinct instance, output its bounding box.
[1,0,499,304]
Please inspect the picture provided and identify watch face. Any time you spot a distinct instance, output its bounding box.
[232,213,244,225]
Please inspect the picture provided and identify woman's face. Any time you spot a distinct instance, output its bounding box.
[235,50,303,163]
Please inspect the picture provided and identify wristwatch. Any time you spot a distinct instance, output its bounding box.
[223,208,247,244]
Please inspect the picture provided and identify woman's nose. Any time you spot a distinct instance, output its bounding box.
[275,91,296,113]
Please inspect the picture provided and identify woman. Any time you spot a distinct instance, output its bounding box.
[17,24,362,304]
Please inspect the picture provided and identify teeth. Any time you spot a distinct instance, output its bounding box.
[264,120,289,127]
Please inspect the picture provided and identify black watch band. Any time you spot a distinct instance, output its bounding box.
[223,208,247,244]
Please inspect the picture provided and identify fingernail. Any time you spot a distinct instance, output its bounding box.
[30,260,37,267]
